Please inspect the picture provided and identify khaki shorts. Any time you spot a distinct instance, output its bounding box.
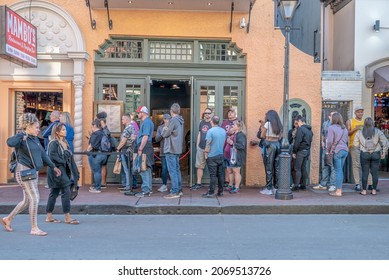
[195,147,207,169]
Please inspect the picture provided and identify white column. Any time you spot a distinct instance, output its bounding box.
[73,78,84,166]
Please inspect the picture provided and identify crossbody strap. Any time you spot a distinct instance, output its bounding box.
[25,137,37,170]
[330,129,345,153]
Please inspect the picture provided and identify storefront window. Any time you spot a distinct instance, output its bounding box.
[199,43,238,61]
[104,40,143,59]
[125,84,141,113]
[374,93,389,136]
[223,86,239,116]
[200,85,216,116]
[149,41,193,61]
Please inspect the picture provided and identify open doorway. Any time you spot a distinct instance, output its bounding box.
[149,79,191,186]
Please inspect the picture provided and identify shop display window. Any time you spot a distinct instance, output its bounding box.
[374,93,389,137]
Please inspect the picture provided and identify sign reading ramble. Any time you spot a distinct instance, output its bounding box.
[0,6,37,67]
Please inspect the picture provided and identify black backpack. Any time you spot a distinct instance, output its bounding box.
[100,131,112,152]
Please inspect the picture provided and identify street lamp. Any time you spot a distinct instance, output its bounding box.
[275,0,299,200]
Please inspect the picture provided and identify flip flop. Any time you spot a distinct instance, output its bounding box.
[30,229,48,236]
[1,217,13,232]
[65,219,80,225]
[45,218,61,223]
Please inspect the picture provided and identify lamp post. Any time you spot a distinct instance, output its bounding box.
[275,0,299,200]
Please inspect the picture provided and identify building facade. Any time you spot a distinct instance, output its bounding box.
[0,0,322,186]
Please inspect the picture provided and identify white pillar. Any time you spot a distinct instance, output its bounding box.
[73,78,84,166]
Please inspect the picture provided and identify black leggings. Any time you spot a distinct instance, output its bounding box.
[360,151,380,190]
[264,140,280,190]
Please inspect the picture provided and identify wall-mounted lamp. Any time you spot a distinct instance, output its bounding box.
[373,20,389,32]
[374,20,380,32]
[240,17,246,29]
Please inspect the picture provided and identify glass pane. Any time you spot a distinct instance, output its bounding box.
[223,86,239,116]
[102,84,118,100]
[125,84,142,113]
[200,85,216,118]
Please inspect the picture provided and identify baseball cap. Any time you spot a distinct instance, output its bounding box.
[136,106,149,114]
[163,113,171,119]
[354,106,364,112]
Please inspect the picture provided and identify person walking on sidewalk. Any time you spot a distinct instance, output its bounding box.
[202,116,227,198]
[155,114,171,192]
[45,123,80,225]
[327,112,349,197]
[135,106,155,198]
[116,113,136,195]
[353,117,389,195]
[162,103,185,199]
[191,108,213,191]
[314,111,336,191]
[291,116,313,192]
[2,113,61,236]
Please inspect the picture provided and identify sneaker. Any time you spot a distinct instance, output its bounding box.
[260,188,273,195]
[354,184,361,191]
[229,187,240,194]
[158,184,168,192]
[117,186,126,190]
[225,185,233,192]
[178,191,183,196]
[101,184,107,189]
[190,184,202,190]
[119,189,131,193]
[135,192,151,198]
[328,185,336,192]
[201,192,215,198]
[132,185,139,189]
[217,191,224,197]
[44,184,50,189]
[299,185,307,191]
[290,185,300,192]
[89,188,101,193]
[164,193,180,199]
[123,190,136,196]
[313,184,327,190]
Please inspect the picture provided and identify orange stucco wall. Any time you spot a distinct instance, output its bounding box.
[0,0,321,186]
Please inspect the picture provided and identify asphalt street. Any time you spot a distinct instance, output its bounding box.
[0,214,389,260]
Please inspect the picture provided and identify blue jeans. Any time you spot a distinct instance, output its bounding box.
[333,149,348,190]
[166,153,182,194]
[320,149,336,186]
[88,154,107,190]
[120,153,132,190]
[161,155,168,185]
[140,168,152,193]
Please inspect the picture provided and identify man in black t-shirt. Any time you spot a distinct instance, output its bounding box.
[191,108,213,190]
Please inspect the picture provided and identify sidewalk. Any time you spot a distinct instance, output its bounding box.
[1,178,389,215]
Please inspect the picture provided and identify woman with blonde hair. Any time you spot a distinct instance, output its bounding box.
[226,119,247,194]
[46,123,80,224]
[2,113,61,236]
[60,112,75,153]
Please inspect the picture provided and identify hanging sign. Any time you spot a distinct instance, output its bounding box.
[0,6,37,67]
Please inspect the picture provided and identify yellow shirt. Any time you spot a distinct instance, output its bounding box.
[349,118,364,148]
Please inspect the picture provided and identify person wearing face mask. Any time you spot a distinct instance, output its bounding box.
[2,113,61,236]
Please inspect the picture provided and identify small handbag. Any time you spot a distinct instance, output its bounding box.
[70,181,79,201]
[20,139,37,182]
[113,157,121,174]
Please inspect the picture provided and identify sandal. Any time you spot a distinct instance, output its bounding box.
[1,217,13,232]
[65,219,80,225]
[329,191,342,197]
[45,218,61,223]
[360,190,367,195]
[30,229,48,236]
[371,189,377,195]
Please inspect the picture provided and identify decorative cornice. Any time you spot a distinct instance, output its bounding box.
[321,0,353,14]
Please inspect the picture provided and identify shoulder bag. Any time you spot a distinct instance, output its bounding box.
[324,129,345,167]
[20,139,37,181]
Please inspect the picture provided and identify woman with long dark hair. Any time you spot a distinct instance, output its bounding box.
[46,123,80,224]
[354,117,388,195]
[326,112,349,197]
[2,113,61,236]
[260,110,283,195]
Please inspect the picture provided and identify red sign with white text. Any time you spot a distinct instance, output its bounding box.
[4,6,37,67]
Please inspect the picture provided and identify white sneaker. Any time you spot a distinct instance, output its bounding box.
[328,185,336,192]
[313,184,327,190]
[158,184,168,192]
[260,188,273,195]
